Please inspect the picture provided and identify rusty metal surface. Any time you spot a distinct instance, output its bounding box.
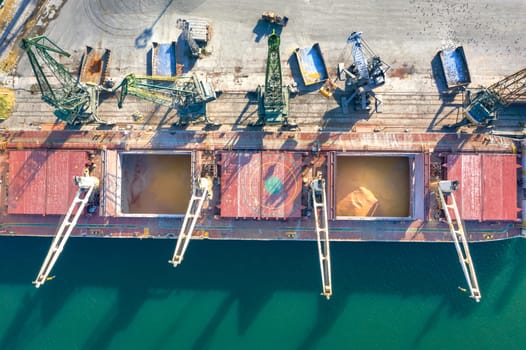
[221,152,261,218]
[45,151,87,214]
[0,131,521,242]
[7,150,87,215]
[79,47,111,85]
[221,152,302,219]
[102,150,119,217]
[261,152,302,219]
[481,154,518,221]
[447,154,518,221]
[8,150,47,214]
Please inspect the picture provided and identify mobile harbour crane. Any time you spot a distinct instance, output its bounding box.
[21,36,217,126]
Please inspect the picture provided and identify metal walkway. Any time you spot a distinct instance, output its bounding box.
[436,180,482,302]
[311,176,333,299]
[33,174,98,288]
[169,178,210,267]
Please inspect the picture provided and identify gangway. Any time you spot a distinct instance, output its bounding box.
[434,180,481,302]
[169,177,210,267]
[311,175,333,299]
[33,172,99,288]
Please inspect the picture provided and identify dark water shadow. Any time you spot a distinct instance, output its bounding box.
[83,287,151,350]
[298,289,347,350]
[0,238,77,350]
[490,239,526,312]
[0,237,523,349]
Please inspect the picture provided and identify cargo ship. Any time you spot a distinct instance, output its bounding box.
[0,0,525,300]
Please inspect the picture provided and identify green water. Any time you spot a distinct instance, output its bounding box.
[1,237,526,350]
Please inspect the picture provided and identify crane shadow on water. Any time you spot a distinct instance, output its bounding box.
[0,237,524,349]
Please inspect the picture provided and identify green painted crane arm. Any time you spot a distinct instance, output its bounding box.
[115,74,205,109]
[264,31,284,112]
[20,36,90,124]
[488,67,526,106]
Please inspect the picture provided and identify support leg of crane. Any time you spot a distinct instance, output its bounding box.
[311,177,333,300]
[436,181,482,302]
[169,178,210,267]
[33,176,98,288]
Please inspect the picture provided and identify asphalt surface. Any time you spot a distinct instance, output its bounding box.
[1,0,525,132]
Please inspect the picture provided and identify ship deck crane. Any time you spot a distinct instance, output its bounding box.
[311,174,333,299]
[252,31,292,127]
[20,36,107,125]
[433,180,481,302]
[33,170,99,288]
[339,32,389,113]
[456,67,526,127]
[115,73,217,125]
[169,177,210,267]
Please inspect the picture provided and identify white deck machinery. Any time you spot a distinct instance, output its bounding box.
[339,32,390,113]
[311,174,333,299]
[432,180,481,302]
[169,177,211,267]
[33,170,99,288]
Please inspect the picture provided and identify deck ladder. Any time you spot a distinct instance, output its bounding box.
[169,178,209,267]
[436,180,481,302]
[311,177,333,299]
[33,175,98,288]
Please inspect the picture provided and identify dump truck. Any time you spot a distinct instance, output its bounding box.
[294,43,329,86]
[438,46,471,90]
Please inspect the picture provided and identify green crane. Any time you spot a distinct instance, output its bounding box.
[463,68,526,126]
[20,36,106,124]
[115,74,217,125]
[253,30,290,126]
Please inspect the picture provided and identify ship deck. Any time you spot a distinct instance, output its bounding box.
[0,0,525,243]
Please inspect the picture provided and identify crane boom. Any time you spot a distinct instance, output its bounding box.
[340,32,389,113]
[253,30,290,126]
[115,74,217,125]
[488,67,526,106]
[33,173,99,288]
[20,36,105,124]
[463,67,526,126]
[433,180,481,302]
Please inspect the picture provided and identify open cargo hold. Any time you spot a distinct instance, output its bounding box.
[439,46,471,89]
[294,43,329,86]
[152,42,176,76]
[117,152,192,216]
[334,154,424,219]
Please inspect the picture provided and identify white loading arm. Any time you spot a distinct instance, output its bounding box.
[33,174,99,288]
[435,180,481,302]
